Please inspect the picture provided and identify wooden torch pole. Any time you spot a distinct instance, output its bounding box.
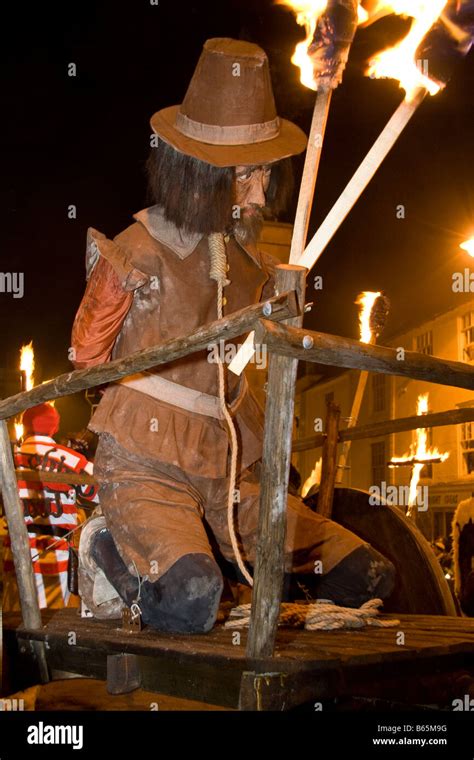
[289,87,332,263]
[0,420,49,682]
[335,368,370,485]
[298,88,427,271]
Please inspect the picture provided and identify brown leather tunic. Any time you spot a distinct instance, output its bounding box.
[71,208,365,580]
[71,208,277,478]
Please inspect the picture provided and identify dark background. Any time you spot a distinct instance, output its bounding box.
[2,0,473,432]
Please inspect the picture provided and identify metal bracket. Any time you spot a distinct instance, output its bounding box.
[122,603,142,633]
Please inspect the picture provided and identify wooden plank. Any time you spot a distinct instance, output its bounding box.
[246,266,307,660]
[0,291,298,420]
[14,635,245,709]
[292,432,326,453]
[256,320,474,391]
[11,629,474,712]
[14,469,97,487]
[5,610,474,711]
[7,610,474,669]
[293,407,474,453]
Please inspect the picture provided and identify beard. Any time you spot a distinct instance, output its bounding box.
[232,205,266,247]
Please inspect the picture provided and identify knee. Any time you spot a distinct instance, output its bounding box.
[316,545,396,608]
[140,553,224,634]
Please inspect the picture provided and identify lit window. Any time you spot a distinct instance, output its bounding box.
[461,421,474,474]
[371,441,386,486]
[415,331,433,355]
[461,312,474,362]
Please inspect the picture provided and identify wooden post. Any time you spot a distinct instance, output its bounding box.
[289,88,332,263]
[246,265,306,661]
[317,401,341,518]
[335,370,370,485]
[0,420,49,682]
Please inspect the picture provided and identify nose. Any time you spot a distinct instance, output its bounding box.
[246,170,267,207]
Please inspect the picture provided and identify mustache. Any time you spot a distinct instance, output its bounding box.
[232,205,266,245]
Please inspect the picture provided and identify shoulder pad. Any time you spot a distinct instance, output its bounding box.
[85,227,149,291]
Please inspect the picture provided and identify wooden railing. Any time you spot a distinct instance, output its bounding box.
[1,265,474,677]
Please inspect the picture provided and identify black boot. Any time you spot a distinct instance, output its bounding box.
[91,528,140,607]
[139,553,224,634]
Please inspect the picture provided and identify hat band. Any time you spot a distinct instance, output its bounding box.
[175,111,280,146]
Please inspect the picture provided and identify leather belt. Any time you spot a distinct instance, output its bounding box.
[117,371,247,420]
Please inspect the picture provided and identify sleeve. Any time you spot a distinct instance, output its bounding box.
[71,228,149,370]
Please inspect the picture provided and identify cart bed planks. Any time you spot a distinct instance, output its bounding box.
[4,609,474,711]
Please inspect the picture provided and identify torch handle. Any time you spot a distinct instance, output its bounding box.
[289,87,332,264]
[335,368,370,484]
[298,87,427,271]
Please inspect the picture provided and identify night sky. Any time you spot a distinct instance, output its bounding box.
[2,0,474,432]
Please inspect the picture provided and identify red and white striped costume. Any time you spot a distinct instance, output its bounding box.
[3,435,98,609]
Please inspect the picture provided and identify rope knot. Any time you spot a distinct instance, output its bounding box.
[208,232,230,287]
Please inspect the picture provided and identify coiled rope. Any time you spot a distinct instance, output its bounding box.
[208,233,253,586]
[224,598,399,632]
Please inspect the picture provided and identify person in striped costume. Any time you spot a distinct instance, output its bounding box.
[2,403,98,610]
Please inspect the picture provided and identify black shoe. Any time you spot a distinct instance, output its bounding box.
[91,528,140,607]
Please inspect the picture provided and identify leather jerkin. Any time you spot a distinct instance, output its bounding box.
[71,209,277,479]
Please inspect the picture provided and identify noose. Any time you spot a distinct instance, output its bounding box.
[208,233,253,586]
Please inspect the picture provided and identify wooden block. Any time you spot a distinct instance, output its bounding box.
[107,654,141,695]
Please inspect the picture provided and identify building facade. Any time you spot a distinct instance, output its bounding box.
[294,297,474,542]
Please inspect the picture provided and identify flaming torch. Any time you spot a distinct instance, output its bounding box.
[14,342,35,442]
[228,0,360,377]
[389,393,449,519]
[460,237,474,257]
[335,290,390,483]
[278,0,360,263]
[299,0,474,270]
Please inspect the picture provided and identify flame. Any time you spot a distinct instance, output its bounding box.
[356,291,381,344]
[302,458,322,497]
[279,1,448,98]
[366,1,448,101]
[460,237,474,257]
[390,393,449,515]
[16,341,36,442]
[277,1,328,89]
[20,341,35,391]
[358,5,369,24]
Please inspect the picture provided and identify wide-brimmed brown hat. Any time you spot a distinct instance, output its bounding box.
[150,38,307,167]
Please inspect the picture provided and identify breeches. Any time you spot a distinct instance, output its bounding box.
[94,433,366,584]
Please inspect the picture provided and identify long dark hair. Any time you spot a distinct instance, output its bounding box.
[145,138,294,235]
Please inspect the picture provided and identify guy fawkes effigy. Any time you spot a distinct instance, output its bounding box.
[70,37,397,633]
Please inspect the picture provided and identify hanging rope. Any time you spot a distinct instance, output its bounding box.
[224,598,399,632]
[208,233,253,587]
